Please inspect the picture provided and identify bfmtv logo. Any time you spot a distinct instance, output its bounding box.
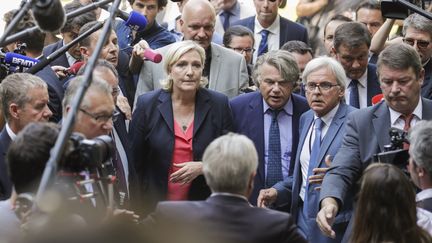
[11,57,38,68]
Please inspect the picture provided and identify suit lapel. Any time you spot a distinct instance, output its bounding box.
[248,94,265,181]
[157,91,174,134]
[422,98,432,120]
[209,44,221,89]
[194,89,211,136]
[372,101,391,151]
[316,104,347,166]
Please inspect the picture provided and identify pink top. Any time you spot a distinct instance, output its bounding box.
[167,119,194,200]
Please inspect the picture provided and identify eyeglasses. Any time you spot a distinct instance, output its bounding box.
[229,47,255,54]
[403,38,431,49]
[112,86,120,96]
[304,82,339,92]
[80,108,120,123]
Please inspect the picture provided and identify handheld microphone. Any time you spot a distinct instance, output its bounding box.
[32,0,66,32]
[100,5,147,31]
[372,94,384,105]
[143,48,162,63]
[4,52,39,68]
[68,61,85,75]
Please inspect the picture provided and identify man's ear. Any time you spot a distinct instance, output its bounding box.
[80,46,89,60]
[9,103,20,120]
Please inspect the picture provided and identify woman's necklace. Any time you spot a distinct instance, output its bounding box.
[177,112,194,132]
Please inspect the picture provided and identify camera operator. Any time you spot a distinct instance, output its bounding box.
[0,123,59,243]
[62,76,138,218]
[317,43,432,241]
[0,73,52,201]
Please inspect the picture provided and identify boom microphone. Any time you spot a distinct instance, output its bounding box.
[32,0,66,32]
[3,52,39,68]
[143,48,162,63]
[100,5,147,31]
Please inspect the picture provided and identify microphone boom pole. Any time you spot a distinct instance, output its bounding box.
[26,21,104,74]
[1,0,114,47]
[0,0,34,48]
[33,0,122,212]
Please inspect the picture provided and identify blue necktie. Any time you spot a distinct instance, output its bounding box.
[303,118,324,217]
[221,11,231,31]
[266,109,283,188]
[349,79,360,108]
[258,29,269,56]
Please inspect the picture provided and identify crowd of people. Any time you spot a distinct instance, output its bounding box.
[1,0,432,242]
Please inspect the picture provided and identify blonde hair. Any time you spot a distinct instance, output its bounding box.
[161,40,208,92]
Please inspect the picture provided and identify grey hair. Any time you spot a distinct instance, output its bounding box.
[0,73,47,121]
[333,22,371,50]
[409,120,432,177]
[302,56,347,91]
[161,40,208,92]
[62,76,112,113]
[202,133,258,194]
[403,13,432,40]
[252,50,299,87]
[377,43,422,79]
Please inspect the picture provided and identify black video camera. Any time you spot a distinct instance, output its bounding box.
[373,127,409,171]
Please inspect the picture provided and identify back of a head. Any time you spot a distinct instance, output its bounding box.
[78,21,104,48]
[202,133,258,194]
[351,163,430,243]
[333,22,371,50]
[377,43,422,79]
[8,122,59,194]
[408,120,432,179]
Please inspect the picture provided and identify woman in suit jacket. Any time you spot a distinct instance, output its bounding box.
[130,41,233,214]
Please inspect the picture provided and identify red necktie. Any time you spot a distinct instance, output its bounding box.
[401,114,414,150]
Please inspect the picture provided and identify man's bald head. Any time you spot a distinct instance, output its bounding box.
[180,0,216,49]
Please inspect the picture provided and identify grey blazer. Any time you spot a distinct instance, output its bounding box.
[135,42,249,104]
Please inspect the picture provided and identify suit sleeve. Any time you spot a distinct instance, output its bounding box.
[282,215,307,243]
[238,56,250,93]
[319,112,363,208]
[136,62,155,106]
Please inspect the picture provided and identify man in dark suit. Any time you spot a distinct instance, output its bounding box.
[0,73,53,200]
[230,50,309,207]
[333,22,381,108]
[317,43,432,241]
[258,56,356,242]
[42,1,97,68]
[232,0,308,62]
[144,133,306,243]
[408,120,432,213]
[402,14,432,100]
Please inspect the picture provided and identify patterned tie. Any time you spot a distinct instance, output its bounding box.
[349,79,360,108]
[266,109,283,188]
[303,118,324,217]
[258,29,269,56]
[221,11,231,31]
[402,114,414,150]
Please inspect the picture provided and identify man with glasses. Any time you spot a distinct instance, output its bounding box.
[223,25,255,89]
[230,50,309,207]
[258,56,355,242]
[333,22,381,109]
[317,43,432,241]
[403,13,432,99]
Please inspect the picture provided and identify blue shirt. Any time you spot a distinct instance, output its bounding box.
[263,98,293,180]
[114,19,177,56]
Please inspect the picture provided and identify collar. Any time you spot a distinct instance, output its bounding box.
[5,123,16,141]
[417,188,432,202]
[346,69,367,88]
[314,103,340,127]
[262,95,293,116]
[63,41,78,66]
[255,15,280,35]
[230,1,241,17]
[423,58,431,67]
[211,192,249,202]
[389,98,422,126]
